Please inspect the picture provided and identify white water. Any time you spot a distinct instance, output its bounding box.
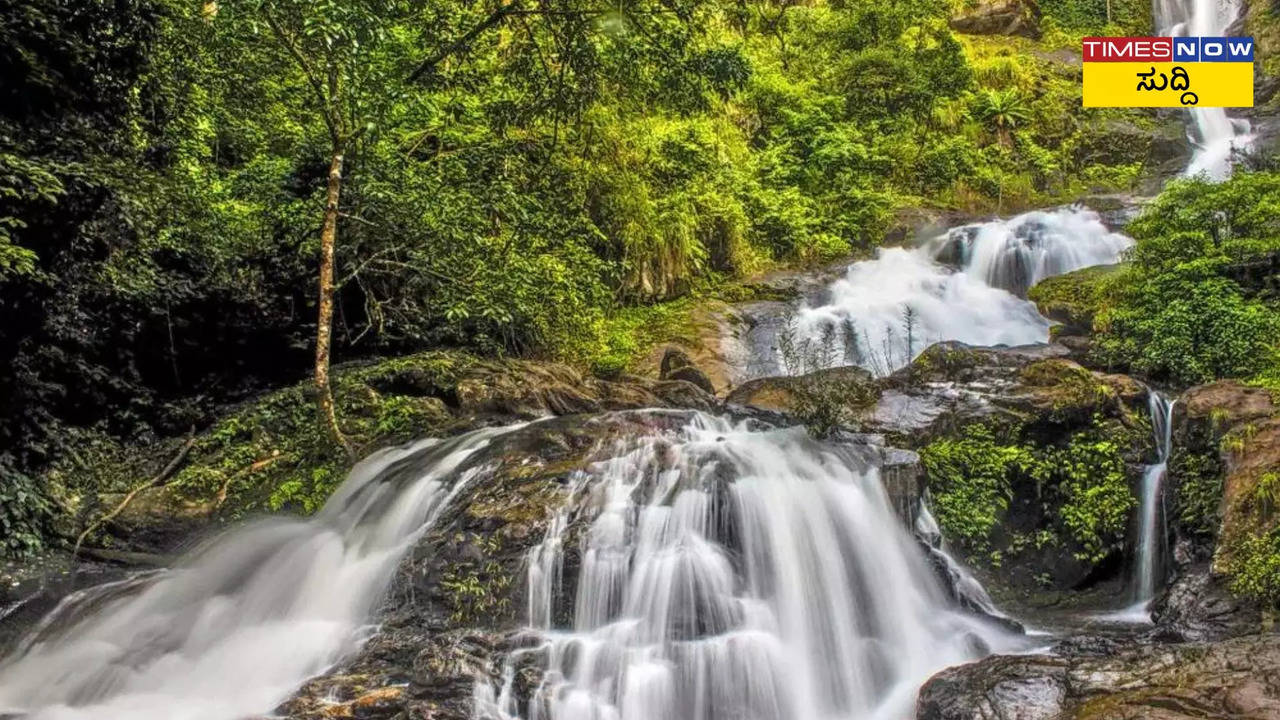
[1133,393,1176,609]
[0,427,515,720]
[475,413,1022,720]
[1154,0,1253,179]
[785,207,1132,376]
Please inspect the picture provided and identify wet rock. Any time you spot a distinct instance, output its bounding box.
[864,342,1143,447]
[725,365,878,415]
[660,346,694,376]
[917,634,1280,720]
[450,358,718,418]
[917,655,1069,720]
[665,365,716,395]
[1153,563,1263,640]
[948,0,1042,39]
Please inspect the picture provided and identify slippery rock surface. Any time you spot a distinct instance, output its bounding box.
[916,633,1280,720]
[275,409,936,720]
[865,341,1143,449]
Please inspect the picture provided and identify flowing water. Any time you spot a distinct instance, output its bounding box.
[1154,0,1253,179]
[0,427,516,720]
[475,413,1023,720]
[1132,393,1176,612]
[744,206,1132,378]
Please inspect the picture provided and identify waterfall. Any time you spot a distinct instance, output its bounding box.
[1154,0,1253,179]
[778,206,1131,377]
[1132,392,1176,611]
[0,427,516,720]
[475,412,1023,720]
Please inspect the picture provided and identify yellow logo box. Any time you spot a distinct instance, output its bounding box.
[1083,62,1253,107]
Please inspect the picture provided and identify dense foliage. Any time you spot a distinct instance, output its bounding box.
[921,420,1138,568]
[1057,172,1280,387]
[0,0,1168,555]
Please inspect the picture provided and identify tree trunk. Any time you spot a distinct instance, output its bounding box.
[316,148,351,455]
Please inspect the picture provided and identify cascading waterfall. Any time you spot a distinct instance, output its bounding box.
[475,412,1023,720]
[782,206,1132,377]
[1131,392,1176,612]
[1154,0,1253,179]
[0,426,516,720]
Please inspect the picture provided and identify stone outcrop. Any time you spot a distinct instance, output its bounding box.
[1156,380,1280,639]
[658,346,716,394]
[948,0,1042,39]
[917,633,1280,720]
[865,342,1145,448]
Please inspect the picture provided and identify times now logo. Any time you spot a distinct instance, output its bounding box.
[1082,36,1255,62]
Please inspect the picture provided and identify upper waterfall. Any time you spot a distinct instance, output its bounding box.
[1154,0,1253,178]
[758,206,1131,378]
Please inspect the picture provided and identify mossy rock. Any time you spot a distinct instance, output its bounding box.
[1028,263,1124,336]
[51,351,718,556]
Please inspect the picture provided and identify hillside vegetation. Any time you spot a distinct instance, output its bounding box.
[2,0,1160,555]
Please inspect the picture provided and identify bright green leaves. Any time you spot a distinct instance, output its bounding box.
[921,422,1137,566]
[1090,171,1280,387]
[0,153,62,281]
[920,426,1033,554]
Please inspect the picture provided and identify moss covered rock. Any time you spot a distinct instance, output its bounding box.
[45,352,717,557]
[1156,380,1280,637]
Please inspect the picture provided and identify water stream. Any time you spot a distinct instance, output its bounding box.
[0,428,515,720]
[1154,0,1253,179]
[475,413,1024,720]
[1132,392,1176,612]
[737,206,1132,379]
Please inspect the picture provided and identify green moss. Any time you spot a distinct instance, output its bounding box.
[438,533,515,627]
[921,418,1136,568]
[1020,359,1115,413]
[1227,528,1280,609]
[1171,450,1225,540]
[1028,263,1124,332]
[1052,432,1136,564]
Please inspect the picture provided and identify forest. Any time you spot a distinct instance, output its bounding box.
[1,0,1279,717]
[0,0,1171,543]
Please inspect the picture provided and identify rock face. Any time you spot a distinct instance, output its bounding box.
[725,364,877,415]
[865,342,1145,448]
[658,346,717,394]
[917,633,1280,720]
[948,0,1042,39]
[1156,380,1280,639]
[274,409,935,720]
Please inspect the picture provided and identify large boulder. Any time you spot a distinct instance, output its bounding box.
[725,364,878,414]
[865,342,1145,447]
[948,0,1042,39]
[917,633,1280,720]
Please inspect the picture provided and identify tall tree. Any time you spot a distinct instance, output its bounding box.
[224,0,407,454]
